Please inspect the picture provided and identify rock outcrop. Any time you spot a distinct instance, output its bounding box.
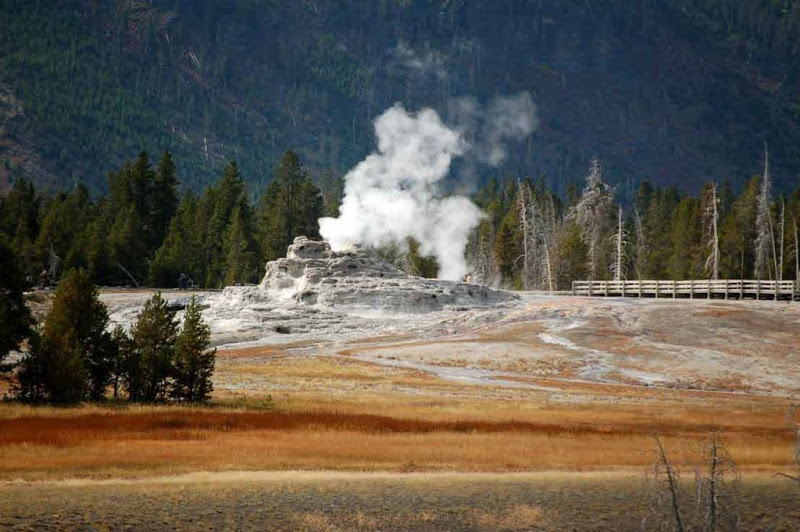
[257,236,515,312]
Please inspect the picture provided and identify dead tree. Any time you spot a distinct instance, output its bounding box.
[653,436,686,532]
[703,182,721,280]
[794,216,799,282]
[775,405,800,485]
[646,434,740,532]
[612,206,627,281]
[696,432,740,532]
[538,192,557,292]
[778,198,785,281]
[516,179,535,290]
[570,158,614,281]
[754,144,777,280]
[469,221,499,287]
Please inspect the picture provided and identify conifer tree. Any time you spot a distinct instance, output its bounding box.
[720,177,760,279]
[16,269,112,402]
[223,201,259,286]
[150,150,180,252]
[0,178,39,277]
[149,192,205,287]
[257,150,323,262]
[206,160,247,287]
[126,293,179,402]
[171,297,215,403]
[556,220,588,288]
[105,154,156,284]
[0,236,32,369]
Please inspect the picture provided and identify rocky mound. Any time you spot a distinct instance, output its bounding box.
[259,236,515,312]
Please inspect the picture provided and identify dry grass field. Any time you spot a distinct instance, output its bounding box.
[3,292,800,529]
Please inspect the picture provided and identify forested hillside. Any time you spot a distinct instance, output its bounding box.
[3,1,800,195]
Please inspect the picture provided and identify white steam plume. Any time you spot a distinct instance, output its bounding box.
[319,94,537,281]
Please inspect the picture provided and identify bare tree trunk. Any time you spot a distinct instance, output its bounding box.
[708,432,718,532]
[613,206,625,281]
[795,216,799,282]
[517,180,531,290]
[542,230,554,292]
[779,198,785,281]
[755,144,775,280]
[705,182,720,280]
[656,437,685,532]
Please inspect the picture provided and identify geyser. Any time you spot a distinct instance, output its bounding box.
[319,94,537,281]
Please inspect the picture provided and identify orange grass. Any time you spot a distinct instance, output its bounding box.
[0,395,795,480]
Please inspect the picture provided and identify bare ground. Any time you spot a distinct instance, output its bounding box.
[2,471,799,531]
[6,290,800,529]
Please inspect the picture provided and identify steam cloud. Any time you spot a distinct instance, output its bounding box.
[393,40,448,81]
[319,93,538,281]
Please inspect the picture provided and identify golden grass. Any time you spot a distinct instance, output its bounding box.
[0,389,795,481]
[2,335,797,482]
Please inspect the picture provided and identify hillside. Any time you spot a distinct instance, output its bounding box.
[2,0,800,195]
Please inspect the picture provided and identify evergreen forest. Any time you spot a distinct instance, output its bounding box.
[2,148,799,293]
[5,1,800,196]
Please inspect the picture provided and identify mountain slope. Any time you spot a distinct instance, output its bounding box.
[2,0,800,195]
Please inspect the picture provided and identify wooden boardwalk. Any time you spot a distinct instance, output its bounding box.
[571,279,800,301]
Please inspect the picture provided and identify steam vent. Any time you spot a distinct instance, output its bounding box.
[260,236,515,312]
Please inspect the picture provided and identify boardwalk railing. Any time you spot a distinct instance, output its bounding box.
[571,279,799,301]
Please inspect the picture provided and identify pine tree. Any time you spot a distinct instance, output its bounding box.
[16,269,112,402]
[206,160,247,287]
[0,178,40,277]
[257,150,323,262]
[150,149,179,253]
[0,236,32,369]
[127,292,179,402]
[109,325,130,399]
[223,201,258,286]
[556,220,588,288]
[171,297,215,403]
[720,177,760,279]
[149,192,205,287]
[668,196,702,279]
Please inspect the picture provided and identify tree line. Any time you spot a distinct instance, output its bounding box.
[468,152,800,290]
[0,149,328,289]
[3,147,800,294]
[0,266,215,404]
